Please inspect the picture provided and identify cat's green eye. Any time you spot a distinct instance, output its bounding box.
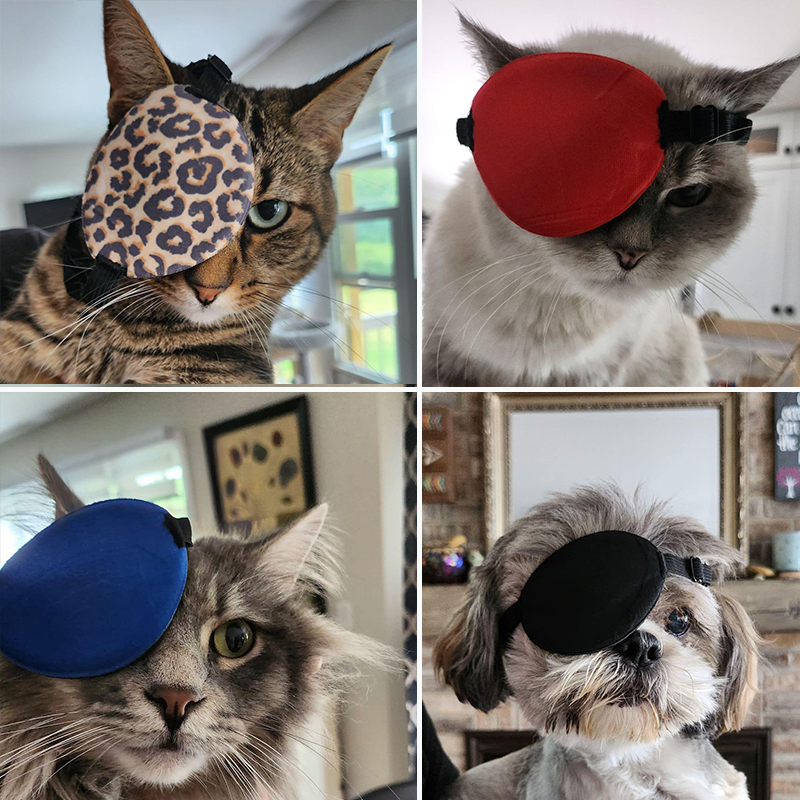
[248,200,291,230]
[212,619,254,658]
[666,184,711,208]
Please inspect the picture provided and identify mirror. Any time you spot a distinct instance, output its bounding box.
[484,392,744,556]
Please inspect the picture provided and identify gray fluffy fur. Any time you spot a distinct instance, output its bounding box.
[422,14,800,387]
[435,485,760,800]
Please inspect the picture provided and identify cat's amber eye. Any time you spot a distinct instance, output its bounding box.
[665,609,691,637]
[665,184,712,208]
[248,200,292,230]
[212,619,255,658]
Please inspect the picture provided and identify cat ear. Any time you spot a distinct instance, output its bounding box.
[458,11,542,76]
[261,503,330,590]
[291,46,391,164]
[37,455,84,519]
[699,55,800,115]
[103,0,174,127]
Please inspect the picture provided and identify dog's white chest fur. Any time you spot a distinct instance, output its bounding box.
[529,738,749,800]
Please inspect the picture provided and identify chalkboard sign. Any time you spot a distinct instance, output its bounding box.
[775,392,800,501]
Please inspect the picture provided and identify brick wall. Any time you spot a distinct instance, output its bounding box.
[422,391,800,799]
[421,392,485,550]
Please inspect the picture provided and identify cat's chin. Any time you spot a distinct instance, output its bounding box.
[167,293,239,327]
[111,743,208,786]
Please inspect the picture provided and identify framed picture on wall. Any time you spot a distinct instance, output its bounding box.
[775,392,800,501]
[484,392,745,557]
[203,396,316,532]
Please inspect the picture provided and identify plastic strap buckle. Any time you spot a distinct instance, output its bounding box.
[456,113,474,151]
[659,101,753,148]
[689,556,713,587]
[186,54,233,104]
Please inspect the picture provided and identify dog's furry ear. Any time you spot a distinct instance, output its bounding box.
[433,565,509,712]
[713,591,760,734]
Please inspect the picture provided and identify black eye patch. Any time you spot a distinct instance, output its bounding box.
[498,530,712,656]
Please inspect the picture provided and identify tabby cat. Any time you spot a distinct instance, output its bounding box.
[422,14,800,387]
[0,0,388,384]
[0,457,391,800]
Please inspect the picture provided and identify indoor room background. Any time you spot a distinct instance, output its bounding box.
[0,0,417,385]
[420,0,800,386]
[0,389,415,799]
[422,390,800,800]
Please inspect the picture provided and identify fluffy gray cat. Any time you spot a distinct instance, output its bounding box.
[423,14,800,387]
[0,458,391,800]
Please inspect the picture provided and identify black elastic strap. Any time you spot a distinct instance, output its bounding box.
[456,113,474,150]
[661,552,713,587]
[62,214,126,305]
[457,103,751,151]
[185,54,232,104]
[164,514,193,549]
[498,600,523,649]
[659,102,752,148]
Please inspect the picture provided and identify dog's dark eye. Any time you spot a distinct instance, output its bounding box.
[666,609,690,637]
[666,184,711,207]
[212,619,254,658]
[248,200,291,230]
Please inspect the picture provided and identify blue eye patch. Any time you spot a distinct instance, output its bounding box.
[0,498,192,678]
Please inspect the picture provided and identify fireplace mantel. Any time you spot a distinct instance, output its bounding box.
[422,579,800,636]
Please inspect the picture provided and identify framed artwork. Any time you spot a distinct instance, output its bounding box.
[204,397,316,532]
[484,392,745,557]
[774,392,800,501]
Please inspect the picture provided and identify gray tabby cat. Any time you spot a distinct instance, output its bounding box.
[0,458,391,800]
[423,14,800,387]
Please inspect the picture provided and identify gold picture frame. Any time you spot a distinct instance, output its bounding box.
[484,392,745,558]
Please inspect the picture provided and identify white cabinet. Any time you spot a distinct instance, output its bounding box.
[695,108,800,323]
[744,110,797,168]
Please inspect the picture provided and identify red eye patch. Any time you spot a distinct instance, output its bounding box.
[457,52,752,238]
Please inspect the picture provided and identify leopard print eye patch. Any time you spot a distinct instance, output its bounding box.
[82,82,255,279]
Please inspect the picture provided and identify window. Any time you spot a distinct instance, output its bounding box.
[331,146,414,382]
[0,436,187,567]
[275,34,417,385]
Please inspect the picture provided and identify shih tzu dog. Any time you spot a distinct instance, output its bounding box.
[434,485,760,800]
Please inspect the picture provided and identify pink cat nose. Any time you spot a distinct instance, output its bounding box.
[613,249,648,271]
[146,686,204,734]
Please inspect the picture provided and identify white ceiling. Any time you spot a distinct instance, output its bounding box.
[420,0,800,197]
[0,0,334,147]
[0,393,106,444]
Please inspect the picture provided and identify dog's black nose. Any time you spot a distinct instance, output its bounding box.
[612,630,662,668]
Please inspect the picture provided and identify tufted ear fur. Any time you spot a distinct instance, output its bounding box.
[458,11,545,77]
[698,56,800,115]
[255,503,339,599]
[37,455,84,519]
[292,46,391,166]
[103,0,174,128]
[713,591,761,734]
[433,564,509,713]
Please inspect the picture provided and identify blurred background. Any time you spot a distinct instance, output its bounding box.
[0,0,417,385]
[0,389,417,798]
[420,0,800,386]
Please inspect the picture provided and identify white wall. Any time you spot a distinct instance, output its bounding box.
[420,0,800,209]
[0,143,93,229]
[0,389,410,795]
